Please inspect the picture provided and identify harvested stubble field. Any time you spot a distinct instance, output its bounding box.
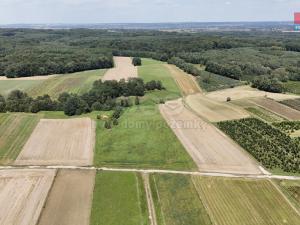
[38,169,95,225]
[90,171,150,225]
[150,174,212,225]
[281,98,300,111]
[165,64,201,96]
[192,176,300,225]
[0,113,39,165]
[102,56,138,81]
[185,93,249,122]
[159,99,261,174]
[251,98,300,120]
[15,118,95,166]
[0,169,56,225]
[206,85,299,102]
[28,69,106,98]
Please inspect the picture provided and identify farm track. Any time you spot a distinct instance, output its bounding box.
[0,165,299,180]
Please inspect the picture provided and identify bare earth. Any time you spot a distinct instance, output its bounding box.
[102,56,138,81]
[0,169,56,225]
[159,99,261,175]
[15,118,95,166]
[251,98,300,120]
[38,169,96,225]
[185,93,249,122]
[165,64,201,96]
[0,75,57,81]
[206,86,299,102]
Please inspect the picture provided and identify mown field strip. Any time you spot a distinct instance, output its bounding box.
[1,166,300,180]
[192,176,300,225]
[0,114,39,165]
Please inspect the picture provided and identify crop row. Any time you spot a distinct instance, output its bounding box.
[218,118,300,173]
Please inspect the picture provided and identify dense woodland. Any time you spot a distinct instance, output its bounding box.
[0,29,300,92]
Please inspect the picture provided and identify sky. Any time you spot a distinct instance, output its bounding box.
[0,0,299,24]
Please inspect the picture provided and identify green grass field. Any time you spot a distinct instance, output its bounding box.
[90,171,149,225]
[275,179,300,211]
[192,176,300,225]
[0,80,43,96]
[283,81,300,95]
[94,104,196,170]
[139,59,181,105]
[246,107,285,123]
[28,69,106,98]
[150,174,212,225]
[0,113,39,164]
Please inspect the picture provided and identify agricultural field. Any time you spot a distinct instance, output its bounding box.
[90,171,149,225]
[94,104,196,170]
[192,176,300,225]
[273,121,300,137]
[0,113,39,165]
[150,174,212,225]
[281,98,300,112]
[38,169,95,225]
[102,56,138,81]
[28,69,106,98]
[275,179,300,211]
[164,64,201,96]
[185,93,249,122]
[283,81,300,95]
[0,169,56,225]
[251,98,300,120]
[196,70,243,92]
[0,80,44,96]
[245,106,285,123]
[15,118,95,166]
[206,85,299,102]
[160,99,261,174]
[138,59,182,105]
[218,118,300,173]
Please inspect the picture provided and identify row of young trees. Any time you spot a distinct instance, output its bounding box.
[218,118,300,173]
[0,78,164,116]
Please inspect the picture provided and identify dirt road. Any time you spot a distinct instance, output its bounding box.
[38,169,96,225]
[15,118,95,166]
[102,56,138,81]
[159,99,261,175]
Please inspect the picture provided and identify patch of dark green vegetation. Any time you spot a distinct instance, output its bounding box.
[218,118,300,173]
[272,121,300,134]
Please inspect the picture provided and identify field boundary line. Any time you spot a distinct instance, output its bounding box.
[269,179,300,216]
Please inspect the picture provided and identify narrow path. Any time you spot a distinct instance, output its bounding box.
[142,173,158,225]
[1,165,299,181]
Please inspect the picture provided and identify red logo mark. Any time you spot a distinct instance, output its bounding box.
[295,13,300,24]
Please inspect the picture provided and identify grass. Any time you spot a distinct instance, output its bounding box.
[139,59,181,105]
[90,171,149,225]
[192,176,300,225]
[275,179,300,211]
[94,104,196,170]
[283,81,300,95]
[28,69,106,98]
[150,174,212,225]
[0,113,39,164]
[0,80,43,96]
[246,107,285,123]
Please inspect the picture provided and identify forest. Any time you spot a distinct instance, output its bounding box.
[0,29,300,92]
